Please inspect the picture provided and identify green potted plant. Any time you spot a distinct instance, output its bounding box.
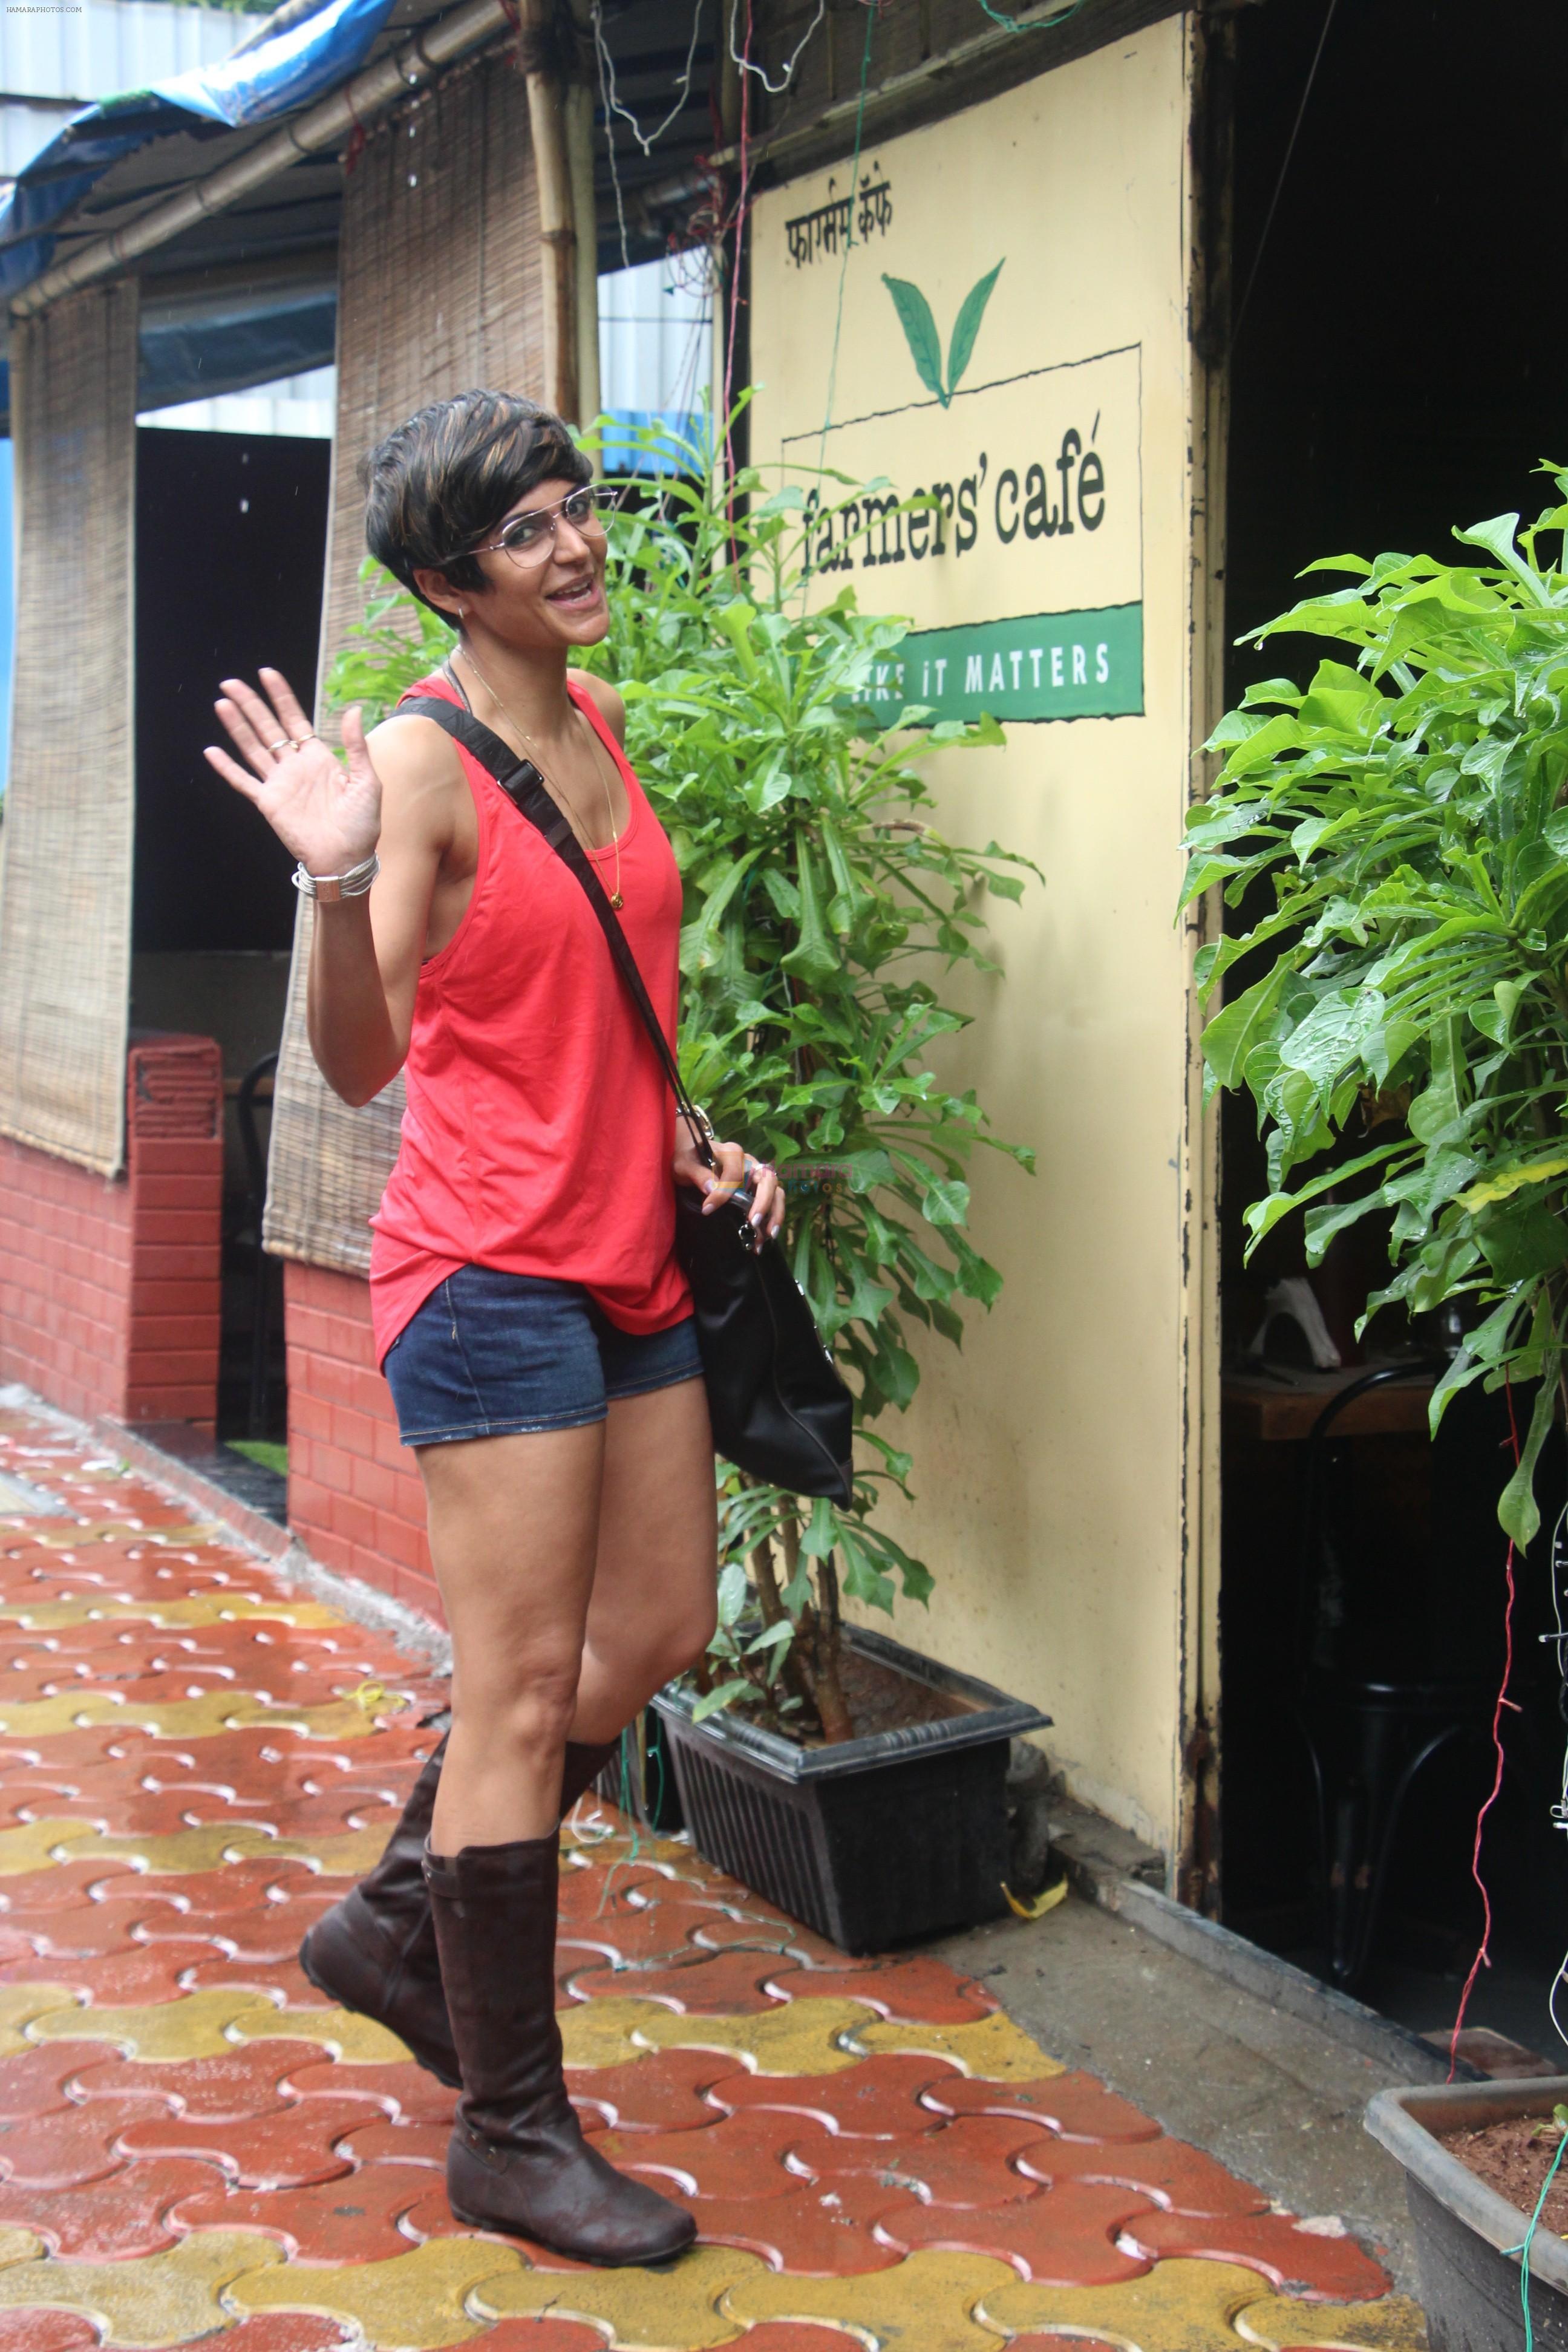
[1184,474,1568,1549]
[1186,474,1568,2350]
[330,404,1045,1952]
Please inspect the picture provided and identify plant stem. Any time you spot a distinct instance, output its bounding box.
[811,1549,855,1745]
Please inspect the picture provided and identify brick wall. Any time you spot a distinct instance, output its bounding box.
[284,1262,441,1625]
[0,1035,224,1426]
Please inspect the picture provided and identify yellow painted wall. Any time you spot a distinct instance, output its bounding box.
[750,16,1205,1859]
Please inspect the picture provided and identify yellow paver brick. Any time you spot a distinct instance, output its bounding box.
[851,2008,1066,2079]
[474,2243,765,2347]
[28,1986,411,2063]
[728,2247,1018,2351]
[982,2258,1315,2348]
[0,1595,350,1630]
[4,1520,226,1549]
[232,2236,524,2348]
[0,1691,401,1741]
[0,1982,79,2054]
[0,1817,390,1877]
[559,1994,877,2073]
[0,2230,284,2346]
[1238,2291,1430,2350]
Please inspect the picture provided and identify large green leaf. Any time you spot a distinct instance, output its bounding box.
[946,260,1004,395]
[881,275,947,405]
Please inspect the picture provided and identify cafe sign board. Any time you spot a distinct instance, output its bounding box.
[749,18,1209,1864]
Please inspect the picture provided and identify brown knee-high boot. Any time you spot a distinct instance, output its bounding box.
[424,1830,697,2264]
[301,1735,617,2089]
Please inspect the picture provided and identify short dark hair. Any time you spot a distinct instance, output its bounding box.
[362,390,592,613]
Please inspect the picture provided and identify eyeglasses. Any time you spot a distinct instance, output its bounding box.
[468,485,615,570]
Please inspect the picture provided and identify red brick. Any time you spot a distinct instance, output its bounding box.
[330,1403,379,1462]
[131,1138,223,1178]
[125,1350,218,1388]
[131,1172,226,1213]
[128,1246,220,1284]
[125,1394,215,1425]
[289,1391,335,1443]
[389,1470,426,1525]
[129,1315,222,1355]
[130,1289,223,1326]
[307,1440,353,1496]
[348,1455,397,1514]
[370,1511,427,1573]
[131,1213,223,1249]
[328,1491,379,1551]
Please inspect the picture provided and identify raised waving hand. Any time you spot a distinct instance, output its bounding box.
[204,667,381,880]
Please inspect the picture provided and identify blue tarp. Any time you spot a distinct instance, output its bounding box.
[0,0,400,301]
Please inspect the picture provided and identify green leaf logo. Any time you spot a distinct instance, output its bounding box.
[881,260,1004,407]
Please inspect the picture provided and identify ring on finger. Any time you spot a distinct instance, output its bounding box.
[267,737,292,754]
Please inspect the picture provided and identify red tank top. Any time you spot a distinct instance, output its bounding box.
[367,671,690,1365]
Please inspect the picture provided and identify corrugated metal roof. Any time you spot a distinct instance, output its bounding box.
[0,0,240,110]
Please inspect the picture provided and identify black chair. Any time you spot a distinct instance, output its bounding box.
[1293,1362,1501,1993]
[234,1053,279,1440]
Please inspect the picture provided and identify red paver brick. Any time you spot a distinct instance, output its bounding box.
[564,1947,793,2014]
[0,2101,171,2187]
[283,2056,458,2126]
[1123,2208,1391,2298]
[789,2112,1050,2207]
[687,2175,907,2275]
[773,1956,999,2023]
[169,2160,439,2262]
[1016,2132,1273,2216]
[875,2179,1157,2282]
[921,2068,1164,2141]
[0,2310,100,2350]
[708,2053,963,2137]
[335,2117,457,2168]
[0,2157,220,2256]
[597,2112,799,2202]
[0,2043,109,2120]
[71,2042,323,2122]
[116,2097,381,2188]
[565,2047,737,2133]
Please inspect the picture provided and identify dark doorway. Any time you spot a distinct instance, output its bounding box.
[132,423,331,1453]
[1218,0,1568,2053]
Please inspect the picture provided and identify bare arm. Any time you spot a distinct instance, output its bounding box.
[205,670,460,1107]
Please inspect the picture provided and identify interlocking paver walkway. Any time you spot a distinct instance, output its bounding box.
[0,1401,1428,2349]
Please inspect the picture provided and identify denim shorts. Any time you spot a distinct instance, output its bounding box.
[384,1265,702,1448]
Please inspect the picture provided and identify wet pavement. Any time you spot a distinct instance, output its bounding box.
[0,1399,1428,2349]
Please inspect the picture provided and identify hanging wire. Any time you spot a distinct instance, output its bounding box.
[1229,0,1338,354]
[1504,2118,1568,2352]
[972,0,1086,33]
[1448,1376,1524,2077]
[592,0,707,154]
[729,0,826,94]
[813,0,877,477]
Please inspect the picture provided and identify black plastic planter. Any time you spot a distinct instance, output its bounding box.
[1366,2076,1568,2349]
[592,1709,685,1833]
[653,1625,1050,1953]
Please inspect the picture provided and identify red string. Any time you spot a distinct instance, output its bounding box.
[1448,1379,1523,2079]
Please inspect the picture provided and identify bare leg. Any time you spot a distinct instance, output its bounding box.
[419,1420,604,1855]
[571,1376,717,1743]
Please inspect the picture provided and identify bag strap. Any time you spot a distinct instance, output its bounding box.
[400,694,717,1172]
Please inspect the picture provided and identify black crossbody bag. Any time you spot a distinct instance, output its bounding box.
[402,697,855,1506]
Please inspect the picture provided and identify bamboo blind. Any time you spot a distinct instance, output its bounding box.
[0,282,139,1176]
[264,49,545,1271]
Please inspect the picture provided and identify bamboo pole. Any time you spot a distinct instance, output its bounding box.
[565,79,600,437]
[519,0,579,423]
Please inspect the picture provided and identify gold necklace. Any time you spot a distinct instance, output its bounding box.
[451,644,624,909]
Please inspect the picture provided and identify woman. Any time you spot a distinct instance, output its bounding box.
[206,390,783,2267]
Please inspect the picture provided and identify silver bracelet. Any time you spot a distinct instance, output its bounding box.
[292,851,379,904]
